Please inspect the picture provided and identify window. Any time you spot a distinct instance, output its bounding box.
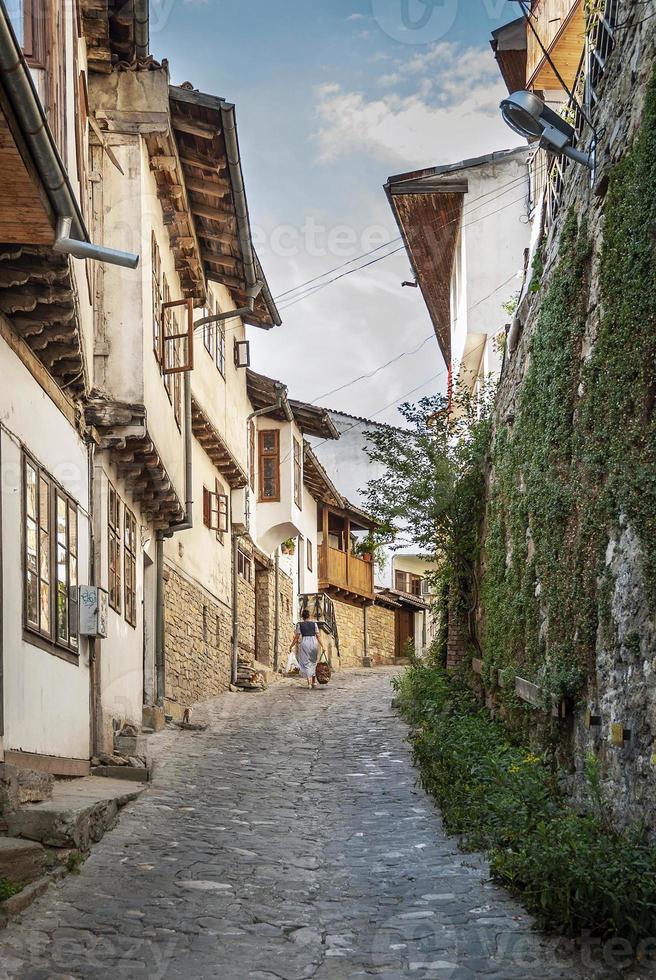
[234,338,250,369]
[152,234,162,361]
[294,437,302,509]
[217,322,226,377]
[238,549,252,583]
[162,276,172,402]
[124,507,137,628]
[23,454,79,653]
[203,485,229,544]
[307,540,313,573]
[258,430,280,502]
[108,483,121,613]
[395,570,422,597]
[249,421,255,492]
[8,0,46,65]
[203,299,215,357]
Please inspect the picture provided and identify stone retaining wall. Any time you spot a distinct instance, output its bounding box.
[367,605,396,666]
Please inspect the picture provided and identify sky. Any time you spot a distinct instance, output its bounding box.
[151,0,522,424]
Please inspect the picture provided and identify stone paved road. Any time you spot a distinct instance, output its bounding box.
[0,670,626,979]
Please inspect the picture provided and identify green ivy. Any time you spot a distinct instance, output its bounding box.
[480,69,656,703]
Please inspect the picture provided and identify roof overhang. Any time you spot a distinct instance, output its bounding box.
[526,0,585,92]
[490,17,528,94]
[81,0,151,73]
[169,85,280,328]
[247,370,339,439]
[191,395,248,489]
[303,443,343,508]
[376,587,429,611]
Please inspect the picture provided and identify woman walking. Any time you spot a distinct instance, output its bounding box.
[290,609,322,689]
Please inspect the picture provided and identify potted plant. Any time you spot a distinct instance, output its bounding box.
[280,538,296,556]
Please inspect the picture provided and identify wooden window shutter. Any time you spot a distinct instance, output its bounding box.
[234,339,250,369]
[161,298,194,374]
[203,487,211,528]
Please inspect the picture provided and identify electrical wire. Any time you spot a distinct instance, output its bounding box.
[278,191,530,312]
[274,170,532,306]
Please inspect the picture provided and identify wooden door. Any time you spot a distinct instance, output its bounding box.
[395,609,414,659]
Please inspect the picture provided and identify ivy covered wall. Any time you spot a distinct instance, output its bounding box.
[477,56,656,819]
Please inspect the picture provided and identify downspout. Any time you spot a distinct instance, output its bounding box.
[155,371,193,703]
[231,530,240,686]
[194,281,264,330]
[0,8,139,268]
[273,548,280,672]
[134,0,149,60]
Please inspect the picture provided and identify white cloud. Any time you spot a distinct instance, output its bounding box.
[314,42,511,168]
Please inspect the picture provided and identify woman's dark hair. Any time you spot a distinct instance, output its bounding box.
[301,609,310,620]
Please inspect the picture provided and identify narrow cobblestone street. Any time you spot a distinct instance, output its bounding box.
[0,670,609,980]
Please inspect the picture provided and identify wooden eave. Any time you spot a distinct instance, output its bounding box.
[490,17,528,94]
[320,499,376,533]
[385,175,465,365]
[303,443,343,509]
[0,245,85,394]
[380,587,429,611]
[169,86,279,328]
[191,395,248,489]
[526,0,585,92]
[246,370,339,439]
[289,399,339,440]
[144,127,206,304]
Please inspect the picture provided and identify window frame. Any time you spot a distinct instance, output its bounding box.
[216,321,226,377]
[10,0,47,67]
[152,233,162,363]
[124,506,137,628]
[237,549,252,584]
[249,420,256,492]
[293,437,303,510]
[203,299,215,358]
[22,452,79,660]
[258,429,280,503]
[395,570,422,597]
[108,482,122,614]
[307,539,313,573]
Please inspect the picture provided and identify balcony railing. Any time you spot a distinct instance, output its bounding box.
[318,542,374,602]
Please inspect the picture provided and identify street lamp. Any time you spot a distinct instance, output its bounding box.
[500,90,594,170]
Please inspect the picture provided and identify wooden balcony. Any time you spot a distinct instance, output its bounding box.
[318,542,374,605]
[526,0,585,92]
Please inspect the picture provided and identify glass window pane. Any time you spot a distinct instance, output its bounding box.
[39,529,50,581]
[40,581,50,632]
[26,462,37,519]
[26,518,37,572]
[6,1,25,47]
[70,554,77,589]
[26,570,38,625]
[262,432,277,453]
[39,478,49,530]
[57,583,68,641]
[57,495,67,546]
[69,505,77,556]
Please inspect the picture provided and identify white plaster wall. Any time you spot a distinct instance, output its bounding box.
[0,337,91,760]
[94,460,152,731]
[450,149,531,385]
[254,417,304,554]
[163,441,233,610]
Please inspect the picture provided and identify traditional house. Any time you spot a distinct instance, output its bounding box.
[310,410,433,660]
[0,0,139,773]
[385,147,531,404]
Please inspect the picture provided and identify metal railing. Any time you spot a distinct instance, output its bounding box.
[536,0,618,235]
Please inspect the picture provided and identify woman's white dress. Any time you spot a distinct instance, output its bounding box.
[296,621,319,679]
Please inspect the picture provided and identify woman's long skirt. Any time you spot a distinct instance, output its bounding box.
[298,636,319,679]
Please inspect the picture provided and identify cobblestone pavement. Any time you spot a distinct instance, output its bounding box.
[0,669,627,979]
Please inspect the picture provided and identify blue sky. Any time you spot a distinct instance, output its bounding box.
[152,1,521,422]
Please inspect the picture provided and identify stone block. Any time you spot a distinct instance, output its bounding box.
[113,734,148,757]
[92,766,149,783]
[0,836,46,885]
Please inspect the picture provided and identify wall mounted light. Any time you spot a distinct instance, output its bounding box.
[500,90,594,170]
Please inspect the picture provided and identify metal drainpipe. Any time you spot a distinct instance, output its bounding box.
[133,0,149,59]
[155,371,194,705]
[231,531,240,686]
[273,549,280,672]
[0,13,139,268]
[193,282,263,330]
[363,603,370,667]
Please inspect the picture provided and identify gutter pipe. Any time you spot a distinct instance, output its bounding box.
[194,281,264,330]
[155,371,193,703]
[0,4,139,269]
[273,548,280,672]
[231,531,240,686]
[134,0,149,60]
[220,104,281,328]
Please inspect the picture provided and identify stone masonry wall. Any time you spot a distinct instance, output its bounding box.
[237,574,256,664]
[368,605,396,666]
[479,5,656,828]
[163,562,232,721]
[254,562,294,668]
[333,599,365,669]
